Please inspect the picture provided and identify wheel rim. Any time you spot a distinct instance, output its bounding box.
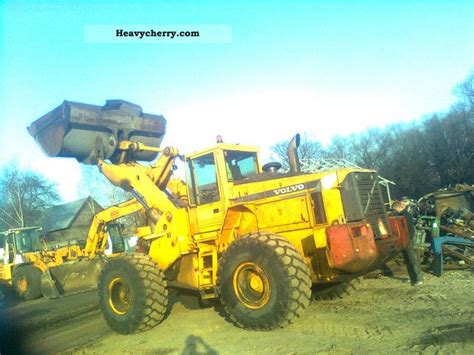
[108,277,132,315]
[17,277,28,293]
[232,262,271,309]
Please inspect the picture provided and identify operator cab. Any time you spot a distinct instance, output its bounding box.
[1,228,43,265]
[184,144,261,234]
[185,144,262,207]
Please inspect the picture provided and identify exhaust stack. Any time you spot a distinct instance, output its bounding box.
[288,133,301,173]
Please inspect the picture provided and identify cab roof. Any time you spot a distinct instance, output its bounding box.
[185,143,260,159]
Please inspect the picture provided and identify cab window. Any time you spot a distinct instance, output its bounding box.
[106,224,125,253]
[185,160,197,205]
[16,233,34,253]
[224,151,258,182]
[189,153,220,205]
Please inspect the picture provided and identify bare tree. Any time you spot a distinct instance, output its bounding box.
[270,133,326,169]
[454,72,474,108]
[268,70,474,200]
[0,162,60,230]
[78,165,131,207]
[423,110,474,185]
[326,135,355,161]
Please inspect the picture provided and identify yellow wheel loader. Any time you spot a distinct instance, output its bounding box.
[29,99,409,333]
[0,226,91,300]
[1,227,47,300]
[0,201,138,300]
[38,199,142,299]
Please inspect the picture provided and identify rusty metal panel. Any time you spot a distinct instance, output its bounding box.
[387,215,409,249]
[326,223,377,273]
[28,100,166,164]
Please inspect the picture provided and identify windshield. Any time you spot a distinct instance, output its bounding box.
[15,230,44,253]
[106,223,126,253]
[224,151,258,182]
[188,153,220,205]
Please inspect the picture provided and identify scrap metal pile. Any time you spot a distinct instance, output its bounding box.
[410,184,474,275]
[418,184,474,237]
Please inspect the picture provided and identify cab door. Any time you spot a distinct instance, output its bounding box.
[186,152,224,235]
[5,234,16,264]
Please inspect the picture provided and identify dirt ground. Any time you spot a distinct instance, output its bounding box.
[2,265,473,354]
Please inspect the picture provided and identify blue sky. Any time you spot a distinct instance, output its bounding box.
[1,0,473,202]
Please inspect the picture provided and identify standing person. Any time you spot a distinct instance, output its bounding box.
[392,199,424,286]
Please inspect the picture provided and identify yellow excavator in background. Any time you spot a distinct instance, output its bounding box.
[0,199,141,300]
[29,99,409,333]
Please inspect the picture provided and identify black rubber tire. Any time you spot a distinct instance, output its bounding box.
[12,265,42,301]
[312,277,361,301]
[98,253,168,334]
[217,232,312,330]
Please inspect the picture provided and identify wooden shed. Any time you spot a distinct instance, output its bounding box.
[39,196,103,245]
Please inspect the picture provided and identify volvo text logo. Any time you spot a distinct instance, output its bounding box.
[273,184,305,195]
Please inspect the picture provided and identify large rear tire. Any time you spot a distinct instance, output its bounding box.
[217,233,311,330]
[12,265,42,301]
[312,278,361,301]
[98,253,168,334]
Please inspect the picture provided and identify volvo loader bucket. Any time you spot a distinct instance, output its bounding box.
[28,100,166,164]
[40,258,105,298]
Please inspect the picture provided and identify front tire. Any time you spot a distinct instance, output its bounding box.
[217,233,311,330]
[98,253,168,334]
[12,265,42,301]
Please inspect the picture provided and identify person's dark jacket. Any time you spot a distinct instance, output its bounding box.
[401,209,416,241]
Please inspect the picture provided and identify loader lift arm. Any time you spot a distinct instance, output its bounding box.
[21,142,181,291]
[29,196,148,299]
[83,142,180,258]
[98,143,180,219]
[83,198,143,257]
[95,141,192,270]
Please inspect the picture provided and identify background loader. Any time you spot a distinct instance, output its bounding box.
[0,200,138,300]
[1,227,46,300]
[29,99,409,333]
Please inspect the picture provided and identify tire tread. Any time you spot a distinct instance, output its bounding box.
[98,253,168,334]
[217,232,311,330]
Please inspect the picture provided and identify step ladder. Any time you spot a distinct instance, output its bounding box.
[197,244,218,299]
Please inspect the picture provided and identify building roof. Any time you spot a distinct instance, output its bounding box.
[40,197,102,234]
